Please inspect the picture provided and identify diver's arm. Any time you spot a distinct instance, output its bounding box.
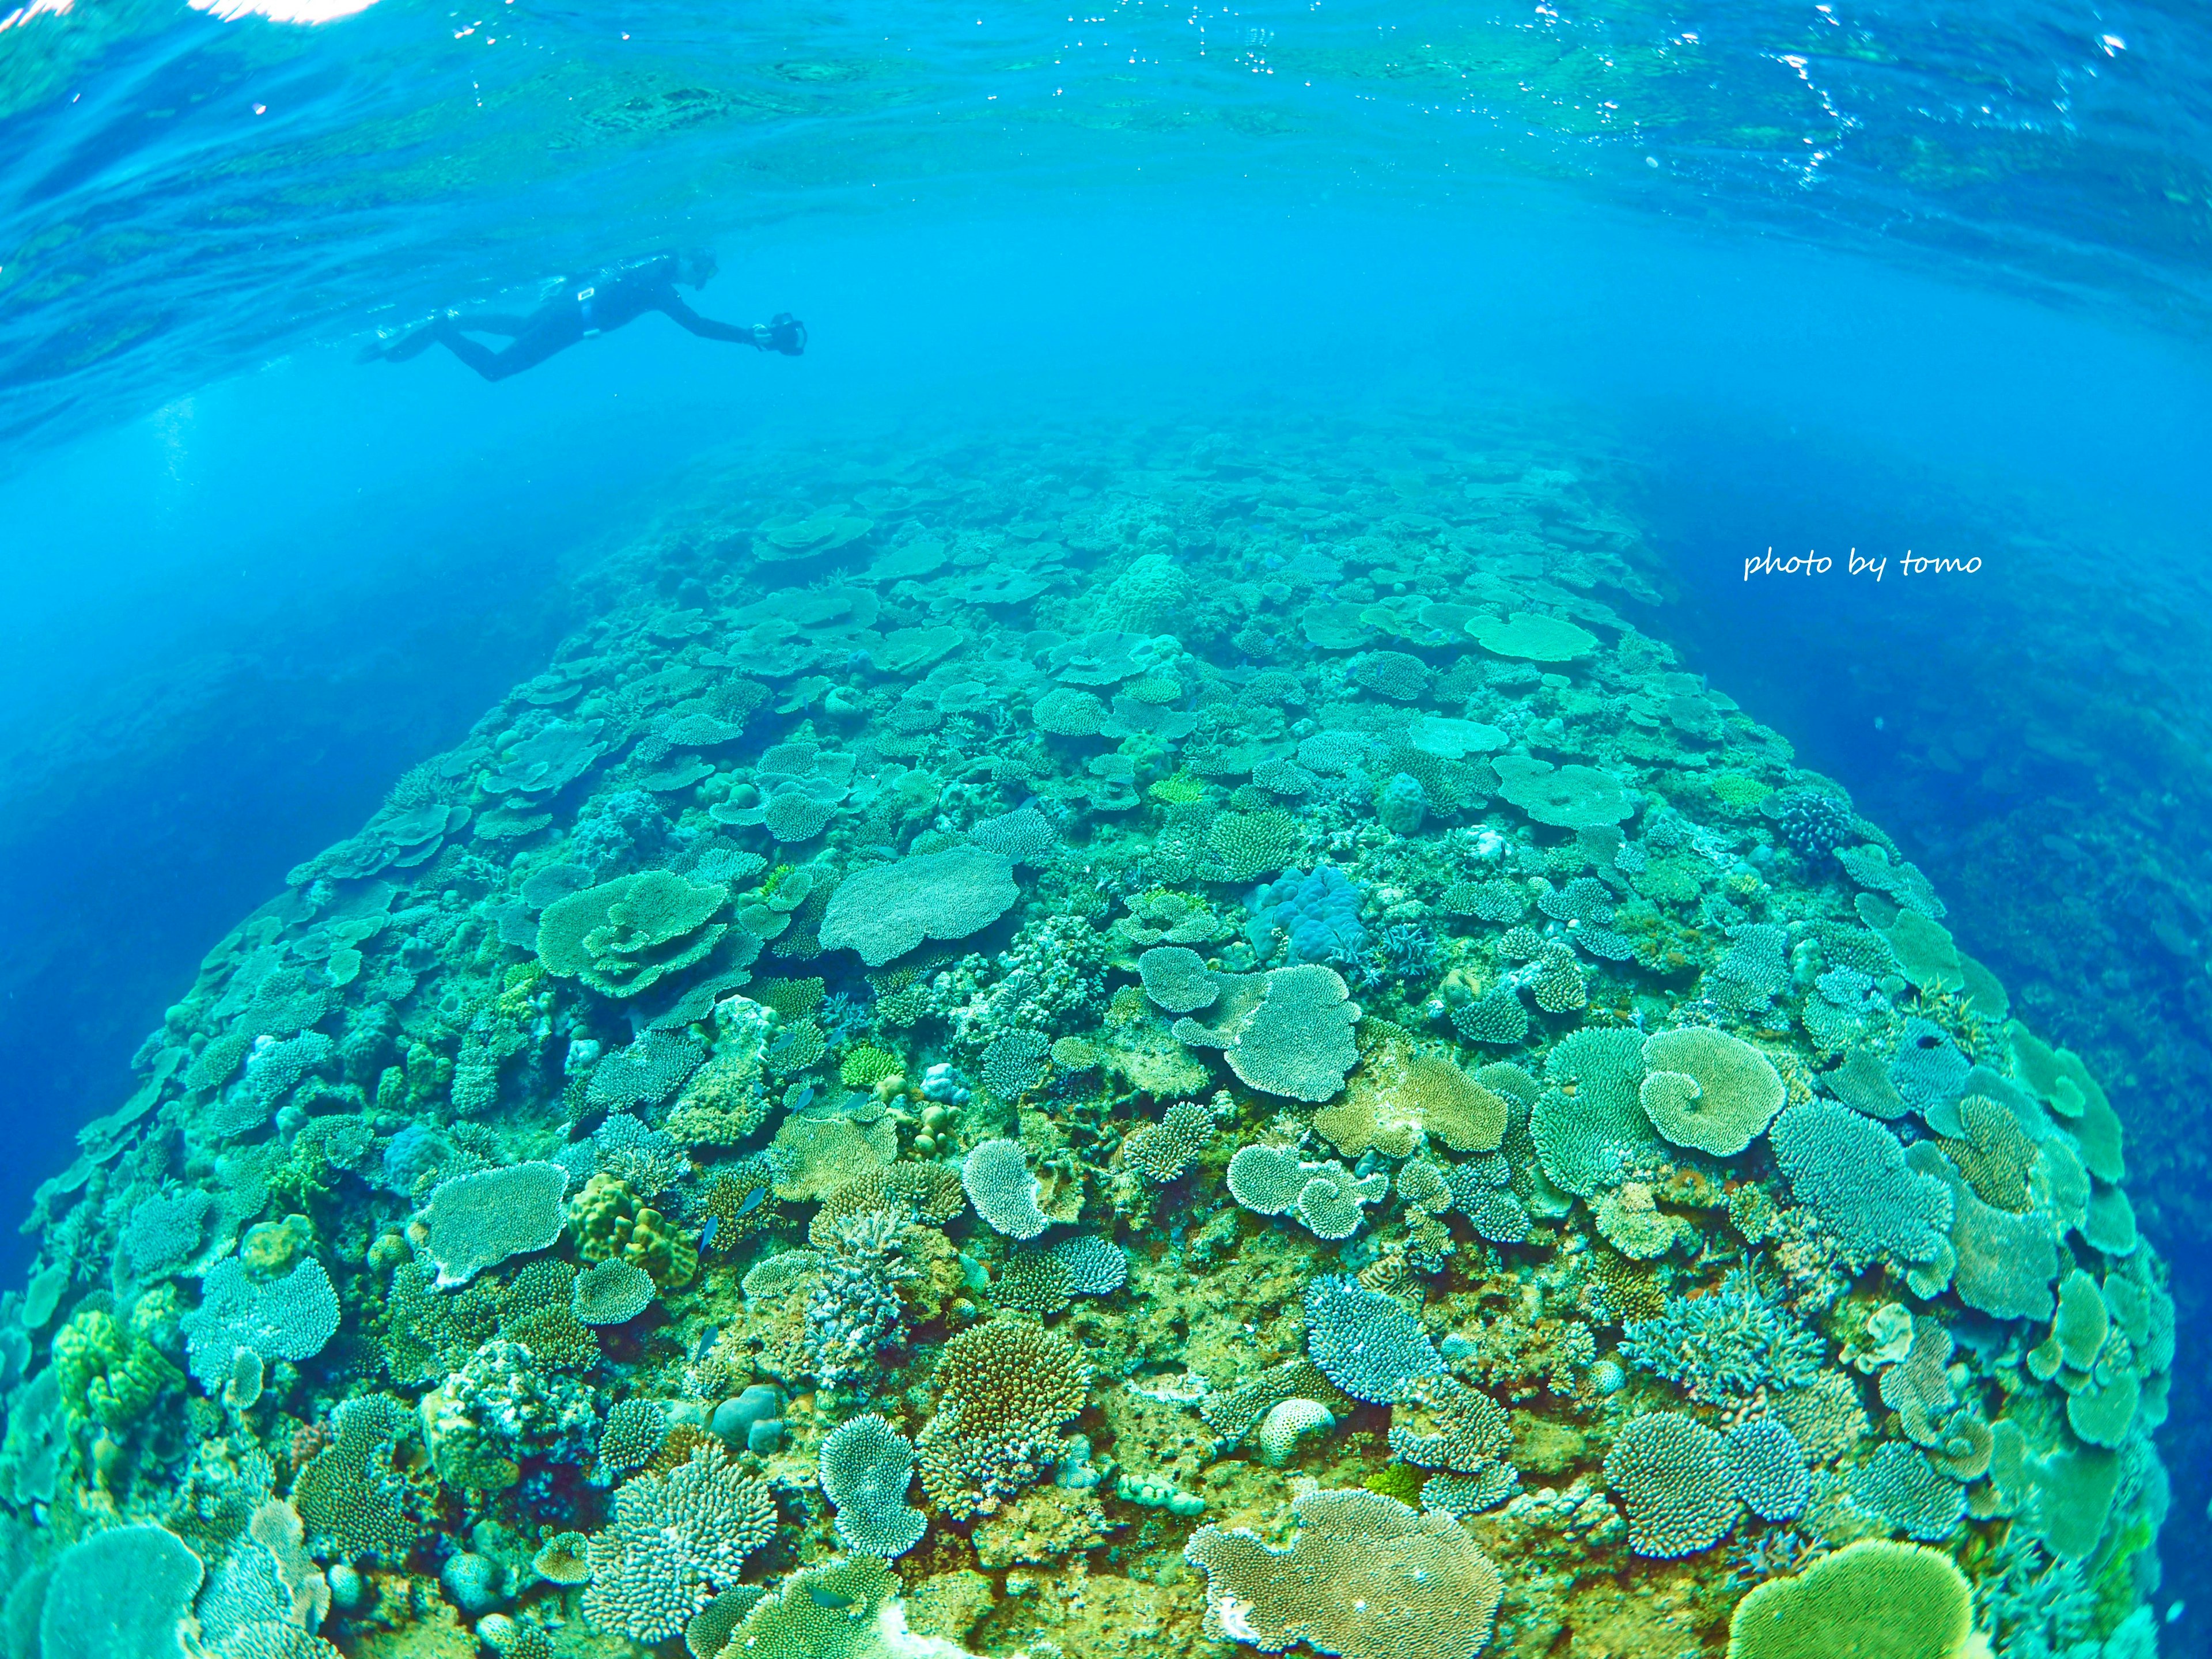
[660,296,806,353]
[658,294,766,344]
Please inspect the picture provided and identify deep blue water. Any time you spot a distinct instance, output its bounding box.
[5,0,2212,1639]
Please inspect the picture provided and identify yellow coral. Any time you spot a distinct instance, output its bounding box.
[571,1173,699,1289]
[53,1308,183,1436]
[1318,1028,1508,1158]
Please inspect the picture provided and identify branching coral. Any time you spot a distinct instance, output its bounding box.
[582,1443,776,1643]
[1622,1268,1824,1403]
[916,1319,1090,1519]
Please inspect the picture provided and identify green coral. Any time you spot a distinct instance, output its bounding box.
[725,1555,896,1659]
[1726,1539,1971,1659]
[52,1307,183,1435]
[537,870,730,997]
[838,1046,903,1088]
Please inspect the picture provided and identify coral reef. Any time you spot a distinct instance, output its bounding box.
[0,425,2172,1659]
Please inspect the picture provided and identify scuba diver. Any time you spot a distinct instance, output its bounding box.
[363,249,804,380]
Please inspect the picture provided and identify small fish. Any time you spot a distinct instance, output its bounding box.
[808,1586,857,1612]
[733,1185,767,1217]
[699,1215,720,1249]
[694,1325,719,1360]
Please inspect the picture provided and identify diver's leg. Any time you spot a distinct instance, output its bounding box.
[370,321,447,362]
[436,320,573,382]
[429,324,512,380]
[458,313,536,337]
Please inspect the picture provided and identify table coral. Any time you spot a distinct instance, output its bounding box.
[1222,964,1361,1101]
[1184,1487,1503,1659]
[536,869,730,997]
[411,1161,569,1289]
[1304,1275,1444,1404]
[180,1256,342,1389]
[1726,1539,1972,1659]
[820,1411,928,1558]
[1603,1411,1741,1558]
[1638,1027,1785,1157]
[818,846,1019,965]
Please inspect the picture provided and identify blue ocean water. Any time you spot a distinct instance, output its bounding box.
[3,0,2211,1649]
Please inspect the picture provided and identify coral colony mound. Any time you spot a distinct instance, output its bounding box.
[0,420,2168,1659]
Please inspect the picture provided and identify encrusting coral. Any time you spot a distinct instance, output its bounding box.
[0,418,2173,1659]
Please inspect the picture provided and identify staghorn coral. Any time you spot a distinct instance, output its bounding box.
[1622,1268,1824,1403]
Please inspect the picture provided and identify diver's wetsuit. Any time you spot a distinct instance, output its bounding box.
[376,253,802,380]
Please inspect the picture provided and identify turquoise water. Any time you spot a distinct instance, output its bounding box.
[2,1,2210,1654]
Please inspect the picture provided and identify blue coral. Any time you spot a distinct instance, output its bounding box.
[1772,787,1857,859]
[1248,865,1368,967]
